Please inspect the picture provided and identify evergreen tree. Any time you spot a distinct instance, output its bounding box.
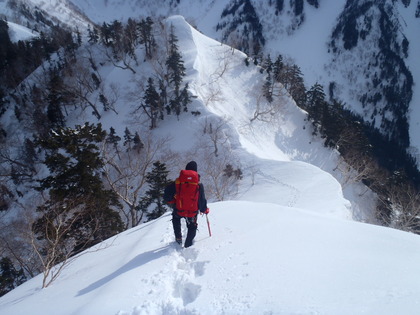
[46,68,66,129]
[124,18,139,59]
[100,22,112,46]
[275,0,284,14]
[272,56,306,108]
[107,127,121,157]
[133,132,144,153]
[287,65,306,109]
[293,0,304,16]
[110,20,124,59]
[24,137,37,161]
[87,25,99,43]
[139,161,171,221]
[322,99,346,148]
[223,164,243,180]
[98,94,109,111]
[35,123,124,257]
[263,72,273,103]
[142,77,161,129]
[263,54,273,73]
[180,83,192,113]
[137,17,155,59]
[166,24,186,116]
[272,54,284,82]
[306,83,327,135]
[158,79,168,110]
[0,19,13,71]
[307,0,319,8]
[0,87,6,118]
[123,127,133,149]
[0,257,26,297]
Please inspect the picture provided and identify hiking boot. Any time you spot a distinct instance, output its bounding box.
[176,238,182,245]
[184,239,194,248]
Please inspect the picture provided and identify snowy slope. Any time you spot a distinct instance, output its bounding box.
[18,0,92,30]
[5,0,383,217]
[1,201,420,315]
[6,22,39,42]
[72,0,420,162]
[163,16,362,220]
[9,0,420,159]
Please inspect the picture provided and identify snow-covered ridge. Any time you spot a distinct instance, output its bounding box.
[1,201,420,314]
[165,16,353,219]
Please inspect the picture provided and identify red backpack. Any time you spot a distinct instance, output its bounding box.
[175,170,200,217]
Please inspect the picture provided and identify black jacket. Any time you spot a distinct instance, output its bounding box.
[164,179,207,213]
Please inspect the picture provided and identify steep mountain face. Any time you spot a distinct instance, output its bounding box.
[1,0,419,177]
[214,0,320,55]
[216,0,418,151]
[216,0,265,55]
[328,0,414,147]
[65,0,419,158]
[0,0,91,32]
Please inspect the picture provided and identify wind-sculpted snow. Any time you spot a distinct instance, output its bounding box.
[165,16,352,220]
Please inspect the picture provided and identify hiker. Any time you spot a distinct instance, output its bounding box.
[164,161,209,248]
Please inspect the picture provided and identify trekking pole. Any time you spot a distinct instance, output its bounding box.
[206,213,212,237]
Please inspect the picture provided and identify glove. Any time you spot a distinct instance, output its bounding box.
[202,208,210,215]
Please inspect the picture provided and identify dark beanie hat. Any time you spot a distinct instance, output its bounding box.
[185,161,197,172]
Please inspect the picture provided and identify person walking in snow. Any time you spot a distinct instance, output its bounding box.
[164,161,209,248]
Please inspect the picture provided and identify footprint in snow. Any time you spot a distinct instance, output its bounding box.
[173,279,201,306]
[170,247,210,306]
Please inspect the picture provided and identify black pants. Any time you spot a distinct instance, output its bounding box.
[172,210,197,247]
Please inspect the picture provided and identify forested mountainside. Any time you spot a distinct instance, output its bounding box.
[1,0,420,297]
[215,0,419,158]
[329,0,413,147]
[2,0,419,154]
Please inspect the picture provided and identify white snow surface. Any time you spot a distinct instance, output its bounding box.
[7,21,38,42]
[2,201,420,315]
[1,15,420,315]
